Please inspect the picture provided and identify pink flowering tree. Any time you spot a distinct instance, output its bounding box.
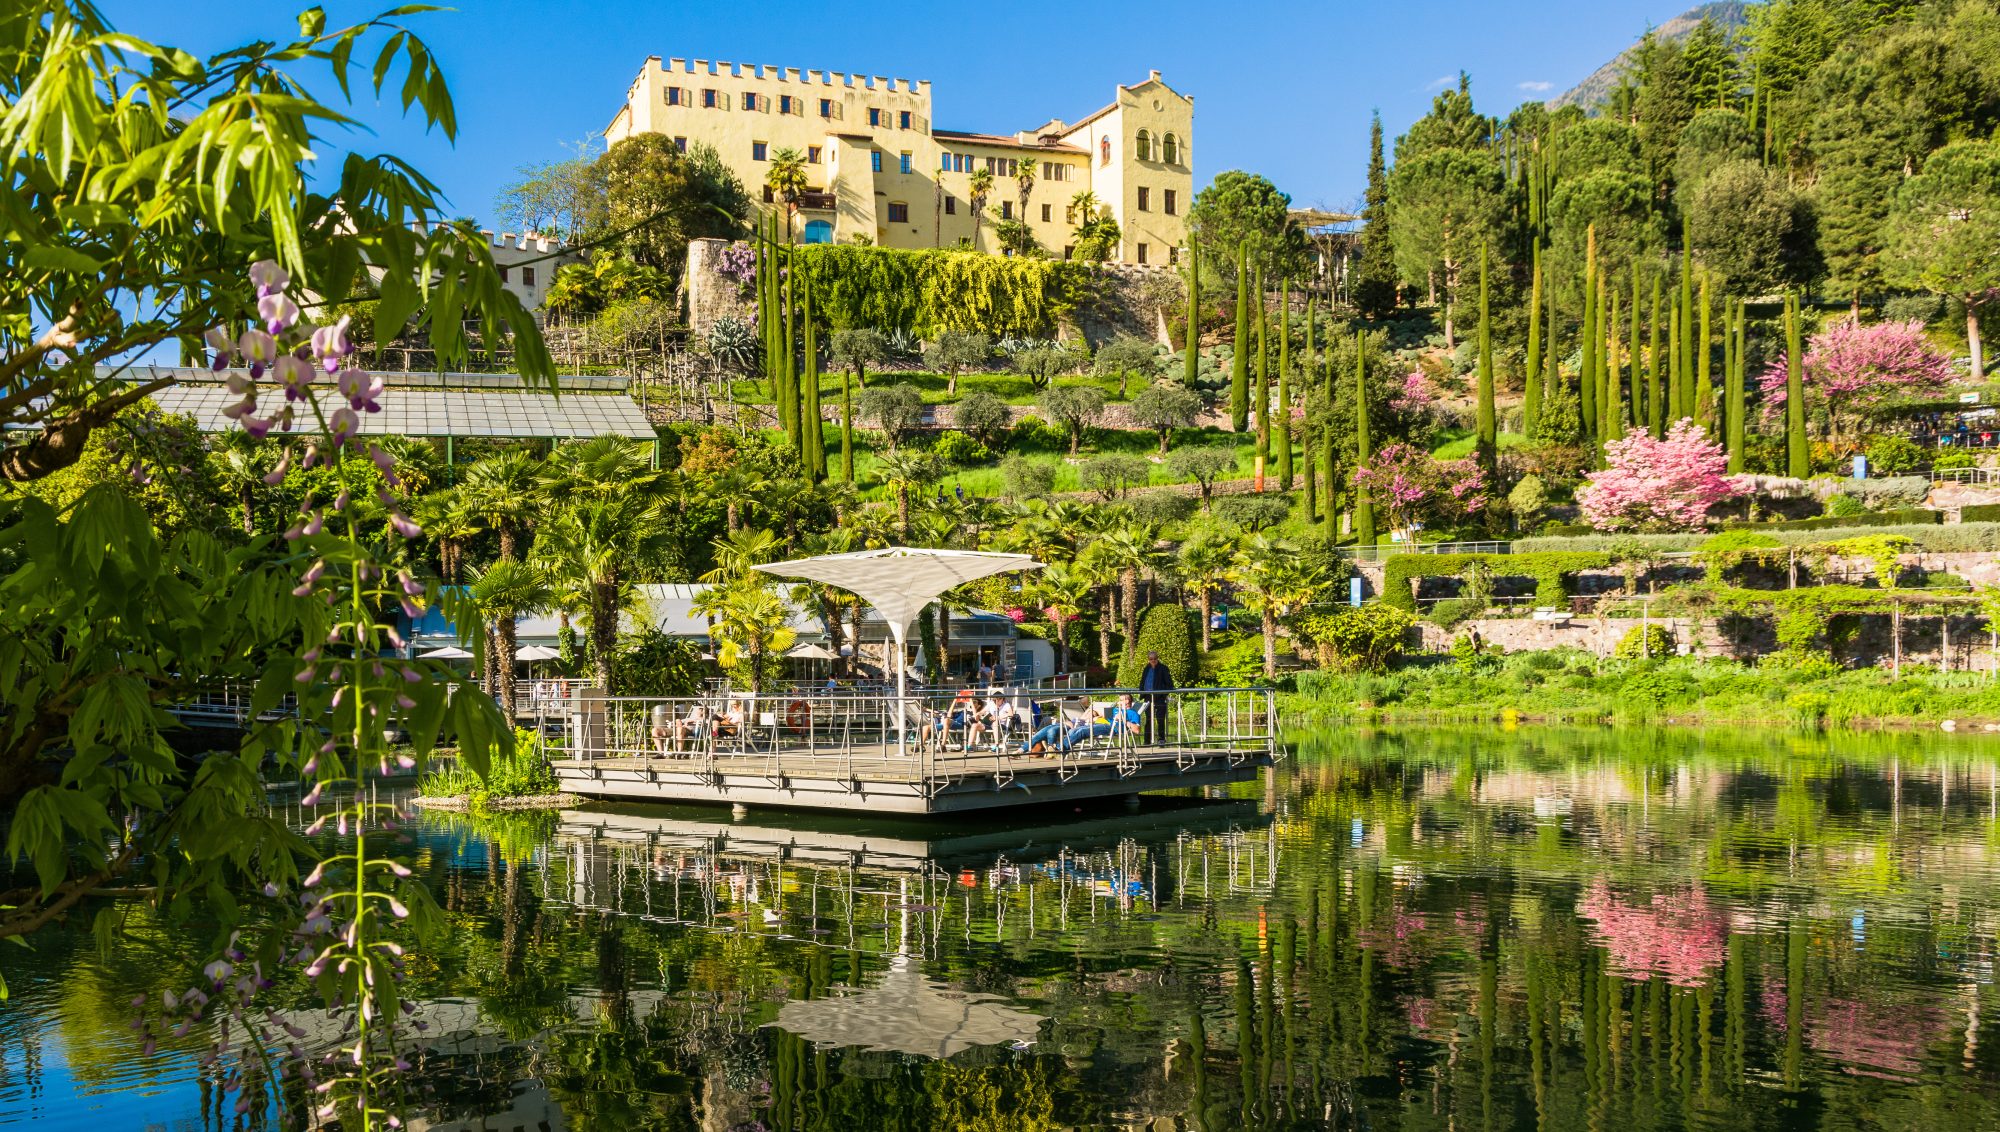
[1579,421,1746,531]
[1351,442,1486,533]
[1390,371,1439,413]
[1758,319,1957,444]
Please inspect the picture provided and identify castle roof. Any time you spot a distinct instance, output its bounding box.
[933,128,1082,153]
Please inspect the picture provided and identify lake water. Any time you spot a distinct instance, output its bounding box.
[6,726,2000,1130]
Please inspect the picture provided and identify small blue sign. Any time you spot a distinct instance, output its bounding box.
[1853,455,1868,480]
[1350,577,1363,607]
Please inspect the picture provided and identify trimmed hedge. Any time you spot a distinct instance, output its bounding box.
[1117,604,1199,687]
[1724,507,1938,531]
[1515,521,2000,554]
[1960,503,2000,523]
[1381,551,1613,613]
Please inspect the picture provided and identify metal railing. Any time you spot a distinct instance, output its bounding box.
[546,686,1279,786]
[1338,540,1513,562]
[1932,467,2000,485]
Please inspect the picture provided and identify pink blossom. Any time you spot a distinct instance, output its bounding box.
[1351,442,1487,531]
[1758,319,1957,437]
[248,259,290,295]
[1578,420,1745,531]
[1577,879,1727,987]
[1391,371,1438,413]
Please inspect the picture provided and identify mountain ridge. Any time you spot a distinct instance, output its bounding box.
[1549,2,1751,110]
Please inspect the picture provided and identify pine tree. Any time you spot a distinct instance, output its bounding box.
[1524,242,1543,436]
[1352,114,1399,319]
[1785,291,1808,477]
[1476,241,1496,476]
[1230,242,1249,430]
[1354,332,1375,546]
[1277,277,1293,491]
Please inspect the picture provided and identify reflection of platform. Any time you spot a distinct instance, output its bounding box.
[555,795,1267,872]
[552,745,1270,814]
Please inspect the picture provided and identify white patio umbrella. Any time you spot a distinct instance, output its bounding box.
[770,955,1045,1058]
[417,645,473,660]
[515,645,563,662]
[784,642,839,660]
[754,548,1041,756]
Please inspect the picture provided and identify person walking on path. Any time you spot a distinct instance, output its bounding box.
[1138,650,1175,744]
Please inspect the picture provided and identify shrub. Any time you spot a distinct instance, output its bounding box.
[1508,474,1548,529]
[1960,503,2000,523]
[1080,453,1152,499]
[1129,492,1198,525]
[1933,449,1976,470]
[1615,624,1674,659]
[1429,595,1488,629]
[1381,551,1611,612]
[1846,475,1929,509]
[1000,455,1056,500]
[1823,493,1865,517]
[1520,522,1998,553]
[1724,507,1937,531]
[952,390,1012,450]
[1213,494,1292,531]
[1310,604,1416,672]
[1115,603,1199,687]
[930,430,991,467]
[1009,413,1066,452]
[1864,434,1926,476]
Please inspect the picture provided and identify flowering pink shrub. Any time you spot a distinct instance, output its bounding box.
[1578,420,1745,531]
[1351,442,1486,532]
[1758,319,1957,439]
[1391,371,1438,413]
[1578,879,1727,987]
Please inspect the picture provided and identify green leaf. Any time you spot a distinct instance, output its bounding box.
[375,268,418,346]
[23,245,104,273]
[298,7,326,36]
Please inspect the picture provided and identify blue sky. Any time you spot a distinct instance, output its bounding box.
[101,0,1685,225]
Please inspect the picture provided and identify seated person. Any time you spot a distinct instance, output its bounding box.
[672,704,710,749]
[650,703,673,754]
[1063,694,1143,750]
[966,690,1013,750]
[713,703,745,739]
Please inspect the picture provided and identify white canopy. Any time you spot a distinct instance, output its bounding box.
[417,645,473,659]
[754,548,1041,755]
[770,959,1045,1058]
[785,642,839,660]
[515,645,563,661]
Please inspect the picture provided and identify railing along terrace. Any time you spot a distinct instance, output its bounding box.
[551,686,1279,785]
[1338,540,1513,561]
[1932,467,2000,485]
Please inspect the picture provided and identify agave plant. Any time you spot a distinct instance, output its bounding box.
[705,315,758,374]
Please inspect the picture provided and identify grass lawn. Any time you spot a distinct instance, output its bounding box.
[1430,429,1532,459]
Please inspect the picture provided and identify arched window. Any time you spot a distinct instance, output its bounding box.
[803,219,833,244]
[1163,133,1180,165]
[1100,136,1111,166]
[1135,129,1152,161]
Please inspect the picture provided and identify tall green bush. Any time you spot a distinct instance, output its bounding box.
[1117,603,1199,687]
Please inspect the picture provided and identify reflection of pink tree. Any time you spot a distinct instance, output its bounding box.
[1761,985,1945,1080]
[1758,319,1957,443]
[1577,880,1727,987]
[1578,421,1746,531]
[1351,442,1485,533]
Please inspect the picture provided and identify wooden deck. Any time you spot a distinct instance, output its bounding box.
[551,741,1273,815]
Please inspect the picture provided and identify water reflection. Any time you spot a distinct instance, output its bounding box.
[5,727,2000,1130]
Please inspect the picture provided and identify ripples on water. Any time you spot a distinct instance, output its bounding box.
[5,726,2000,1130]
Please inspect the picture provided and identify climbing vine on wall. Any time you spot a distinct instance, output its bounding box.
[793,244,1095,338]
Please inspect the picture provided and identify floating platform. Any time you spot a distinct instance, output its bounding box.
[548,687,1279,816]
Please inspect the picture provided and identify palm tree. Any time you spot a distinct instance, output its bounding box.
[875,450,945,539]
[701,527,786,584]
[470,560,553,718]
[1014,159,1037,227]
[967,168,994,250]
[765,147,809,240]
[1178,534,1240,653]
[208,438,269,535]
[710,468,771,532]
[1095,522,1160,647]
[703,581,798,693]
[1030,563,1095,674]
[414,485,482,583]
[1068,189,1099,228]
[1077,546,1121,669]
[1230,534,1328,678]
[461,450,543,561]
[532,438,670,689]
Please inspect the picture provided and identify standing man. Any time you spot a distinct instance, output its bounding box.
[1138,650,1175,744]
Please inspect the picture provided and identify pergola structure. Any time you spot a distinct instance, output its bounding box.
[753,548,1043,756]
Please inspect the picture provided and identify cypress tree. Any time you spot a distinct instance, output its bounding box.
[801,270,823,480]
[1785,291,1807,477]
[1628,264,1642,438]
[1184,247,1201,387]
[1580,227,1598,449]
[1230,242,1250,431]
[1604,283,1624,447]
[1323,316,1338,542]
[1524,242,1543,437]
[1277,277,1293,491]
[1254,264,1269,491]
[780,245,799,447]
[1303,296,1317,519]
[1649,272,1665,438]
[1476,242,1496,475]
[1354,331,1375,547]
[1680,244,1695,421]
[1542,261,1561,441]
[1695,270,1715,434]
[1727,300,1747,474]
[1352,114,1398,319]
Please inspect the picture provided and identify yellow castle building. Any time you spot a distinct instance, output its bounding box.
[604,56,1192,265]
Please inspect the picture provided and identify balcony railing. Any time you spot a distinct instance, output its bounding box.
[795,190,836,211]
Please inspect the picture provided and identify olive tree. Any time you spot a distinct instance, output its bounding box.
[857,383,925,452]
[1037,383,1107,456]
[924,329,990,394]
[1130,381,1205,453]
[1093,334,1159,397]
[1165,444,1241,509]
[952,389,1012,451]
